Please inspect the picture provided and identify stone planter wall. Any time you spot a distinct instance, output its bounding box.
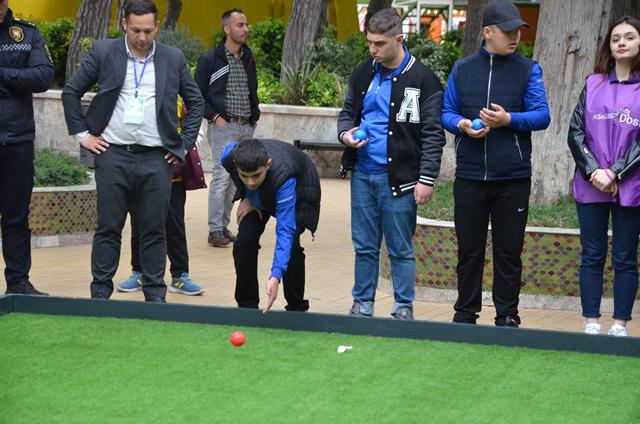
[379,217,640,312]
[28,184,96,247]
[33,91,458,179]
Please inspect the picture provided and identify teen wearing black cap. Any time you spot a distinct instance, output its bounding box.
[441,0,551,327]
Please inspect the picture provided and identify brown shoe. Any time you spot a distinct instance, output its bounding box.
[208,230,230,247]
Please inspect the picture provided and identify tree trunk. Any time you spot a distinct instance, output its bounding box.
[114,0,126,31]
[461,0,490,57]
[530,0,636,204]
[66,0,112,83]
[610,0,640,20]
[162,0,183,31]
[280,0,328,82]
[364,0,393,31]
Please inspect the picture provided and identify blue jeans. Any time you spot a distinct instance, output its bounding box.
[576,202,640,321]
[351,170,417,315]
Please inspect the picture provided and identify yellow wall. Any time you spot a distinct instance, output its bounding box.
[11,0,359,42]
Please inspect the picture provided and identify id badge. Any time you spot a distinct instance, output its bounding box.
[123,95,145,124]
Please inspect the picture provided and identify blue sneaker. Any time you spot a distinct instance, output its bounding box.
[117,271,142,292]
[169,273,204,296]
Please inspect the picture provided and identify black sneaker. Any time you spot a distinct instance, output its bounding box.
[208,230,230,247]
[145,297,167,303]
[222,228,237,243]
[5,281,49,296]
[496,315,521,327]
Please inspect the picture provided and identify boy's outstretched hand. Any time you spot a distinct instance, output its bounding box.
[262,277,280,314]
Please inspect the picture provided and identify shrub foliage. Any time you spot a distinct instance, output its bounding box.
[34,149,90,187]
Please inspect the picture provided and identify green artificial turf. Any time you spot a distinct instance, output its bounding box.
[419,181,580,228]
[1,313,639,423]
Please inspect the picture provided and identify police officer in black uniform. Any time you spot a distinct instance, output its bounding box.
[0,0,54,295]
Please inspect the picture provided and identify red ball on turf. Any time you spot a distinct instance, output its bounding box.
[230,331,246,347]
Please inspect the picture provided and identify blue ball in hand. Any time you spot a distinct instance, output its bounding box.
[471,118,485,131]
[353,129,367,141]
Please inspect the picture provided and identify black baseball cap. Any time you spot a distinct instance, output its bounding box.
[482,0,530,32]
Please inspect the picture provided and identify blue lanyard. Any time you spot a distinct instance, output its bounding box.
[132,50,150,98]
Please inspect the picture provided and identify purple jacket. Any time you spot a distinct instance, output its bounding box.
[568,72,640,206]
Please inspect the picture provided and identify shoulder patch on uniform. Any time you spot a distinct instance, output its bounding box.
[9,25,24,43]
[13,18,36,28]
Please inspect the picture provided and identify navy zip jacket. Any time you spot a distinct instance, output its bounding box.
[441,44,550,181]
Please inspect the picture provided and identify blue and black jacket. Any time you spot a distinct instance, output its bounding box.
[441,44,550,181]
[222,139,321,279]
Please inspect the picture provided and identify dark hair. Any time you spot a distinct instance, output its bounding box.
[221,8,244,28]
[124,0,158,20]
[594,15,640,75]
[367,8,402,36]
[233,139,269,172]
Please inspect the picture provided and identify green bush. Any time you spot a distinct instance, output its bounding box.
[34,149,90,187]
[306,70,345,107]
[156,25,205,66]
[278,61,316,106]
[310,27,369,80]
[256,68,283,104]
[248,19,286,78]
[406,32,461,85]
[37,18,75,88]
[517,41,534,59]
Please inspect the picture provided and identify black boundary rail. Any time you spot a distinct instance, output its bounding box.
[1,295,639,357]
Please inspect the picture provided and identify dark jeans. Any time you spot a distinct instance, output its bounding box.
[232,211,309,311]
[91,147,173,300]
[453,177,531,324]
[0,141,34,288]
[131,181,188,278]
[576,202,640,321]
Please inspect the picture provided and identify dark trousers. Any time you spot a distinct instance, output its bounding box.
[576,202,640,321]
[453,177,531,323]
[91,147,173,300]
[233,211,309,311]
[131,181,188,278]
[0,141,34,288]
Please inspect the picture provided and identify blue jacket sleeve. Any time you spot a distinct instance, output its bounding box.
[509,63,551,132]
[270,178,297,280]
[441,68,465,135]
[220,140,238,166]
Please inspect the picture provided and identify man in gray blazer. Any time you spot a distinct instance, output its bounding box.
[62,0,204,302]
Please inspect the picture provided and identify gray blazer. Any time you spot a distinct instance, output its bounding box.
[61,37,204,160]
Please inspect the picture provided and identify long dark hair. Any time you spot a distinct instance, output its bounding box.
[594,15,640,75]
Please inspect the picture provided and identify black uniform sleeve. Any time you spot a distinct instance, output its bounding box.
[61,44,101,135]
[567,86,601,180]
[1,28,53,93]
[610,137,640,180]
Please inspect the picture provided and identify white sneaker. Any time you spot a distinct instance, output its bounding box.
[608,324,629,337]
[584,322,601,335]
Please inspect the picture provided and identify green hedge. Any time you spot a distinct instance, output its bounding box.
[36,18,75,88]
[34,149,90,187]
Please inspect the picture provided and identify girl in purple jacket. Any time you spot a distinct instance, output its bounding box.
[568,16,640,337]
